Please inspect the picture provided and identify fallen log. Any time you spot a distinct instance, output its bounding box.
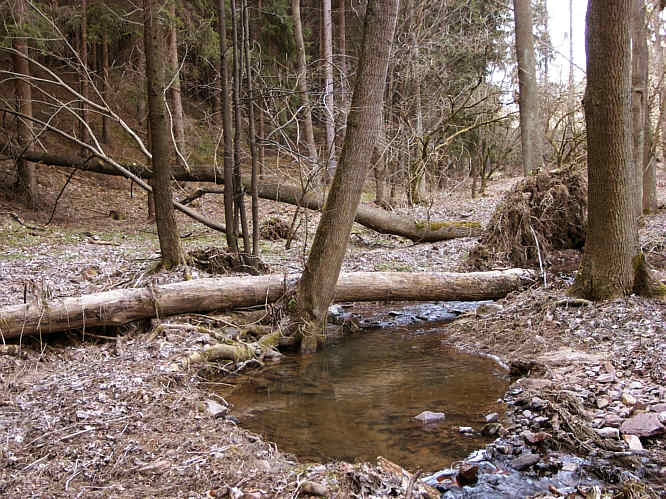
[1,142,481,242]
[0,269,534,338]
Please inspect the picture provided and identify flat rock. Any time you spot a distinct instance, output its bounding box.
[485,412,499,423]
[650,403,666,412]
[536,348,604,367]
[596,397,610,409]
[620,413,666,437]
[511,453,541,471]
[202,399,228,418]
[594,427,620,439]
[622,434,643,451]
[459,426,474,434]
[414,410,445,423]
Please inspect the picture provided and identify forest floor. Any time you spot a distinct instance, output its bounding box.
[0,160,665,498]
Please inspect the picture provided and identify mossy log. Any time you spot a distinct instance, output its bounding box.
[1,142,482,242]
[0,269,534,338]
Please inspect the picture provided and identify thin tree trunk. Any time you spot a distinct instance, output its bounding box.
[80,0,89,146]
[513,0,540,176]
[322,0,336,181]
[136,39,147,127]
[337,0,347,76]
[295,0,400,350]
[0,269,534,339]
[101,32,110,144]
[291,0,319,169]
[168,0,186,159]
[231,0,251,254]
[631,0,646,218]
[12,0,38,209]
[217,0,239,252]
[144,0,185,268]
[242,0,260,258]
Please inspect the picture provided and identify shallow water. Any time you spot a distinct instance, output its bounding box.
[227,310,509,472]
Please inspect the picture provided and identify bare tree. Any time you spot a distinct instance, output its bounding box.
[513,0,540,176]
[168,0,186,160]
[322,0,337,181]
[631,0,647,217]
[295,0,400,352]
[144,0,186,268]
[291,0,319,169]
[571,0,663,300]
[80,0,89,146]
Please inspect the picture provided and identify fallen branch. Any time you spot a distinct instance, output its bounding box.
[1,142,482,242]
[0,269,534,338]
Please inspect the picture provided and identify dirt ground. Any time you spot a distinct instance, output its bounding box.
[0,160,665,498]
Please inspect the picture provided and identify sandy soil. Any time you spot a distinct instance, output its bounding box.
[0,161,664,497]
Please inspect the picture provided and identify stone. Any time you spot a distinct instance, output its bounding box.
[481,423,502,436]
[621,392,637,406]
[597,373,615,383]
[202,399,228,418]
[659,412,666,424]
[629,381,643,389]
[650,403,666,413]
[522,431,550,444]
[594,427,620,439]
[414,411,446,423]
[596,397,610,409]
[620,413,666,437]
[511,453,540,471]
[459,426,474,434]
[623,434,643,451]
[485,412,499,423]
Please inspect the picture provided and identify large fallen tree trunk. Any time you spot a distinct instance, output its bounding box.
[1,142,481,242]
[0,269,534,338]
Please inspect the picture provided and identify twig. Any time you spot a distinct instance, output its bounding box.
[529,223,547,288]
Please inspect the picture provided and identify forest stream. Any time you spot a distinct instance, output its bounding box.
[224,302,509,472]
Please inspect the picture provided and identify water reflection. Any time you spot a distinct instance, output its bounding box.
[226,317,508,472]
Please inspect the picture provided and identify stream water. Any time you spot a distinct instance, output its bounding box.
[226,305,510,472]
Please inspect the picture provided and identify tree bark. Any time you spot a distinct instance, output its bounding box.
[144,0,185,268]
[322,0,337,181]
[0,269,535,339]
[167,0,186,159]
[12,0,38,209]
[101,32,111,144]
[80,0,89,146]
[571,0,663,300]
[291,0,319,168]
[1,142,482,242]
[631,0,646,218]
[295,0,400,347]
[513,0,540,176]
[217,0,239,252]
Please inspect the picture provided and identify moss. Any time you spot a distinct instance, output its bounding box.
[414,220,482,231]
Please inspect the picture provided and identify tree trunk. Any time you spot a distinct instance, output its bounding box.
[241,0,260,258]
[2,142,482,242]
[322,0,337,181]
[80,0,89,146]
[231,0,251,254]
[295,0,400,349]
[513,0,540,176]
[144,0,185,269]
[12,0,38,209]
[571,0,663,300]
[0,269,535,339]
[217,0,239,253]
[291,0,319,169]
[167,0,186,159]
[631,0,646,218]
[101,32,110,144]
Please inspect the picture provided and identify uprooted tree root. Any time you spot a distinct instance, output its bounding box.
[466,168,587,270]
[259,216,292,240]
[188,246,270,275]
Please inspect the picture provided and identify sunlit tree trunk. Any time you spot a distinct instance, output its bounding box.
[144,0,185,268]
[291,0,319,169]
[217,0,239,253]
[12,0,38,209]
[295,0,400,351]
[513,0,540,176]
[168,0,186,159]
[571,0,663,300]
[322,0,336,181]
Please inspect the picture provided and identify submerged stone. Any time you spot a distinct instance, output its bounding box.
[414,410,446,423]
